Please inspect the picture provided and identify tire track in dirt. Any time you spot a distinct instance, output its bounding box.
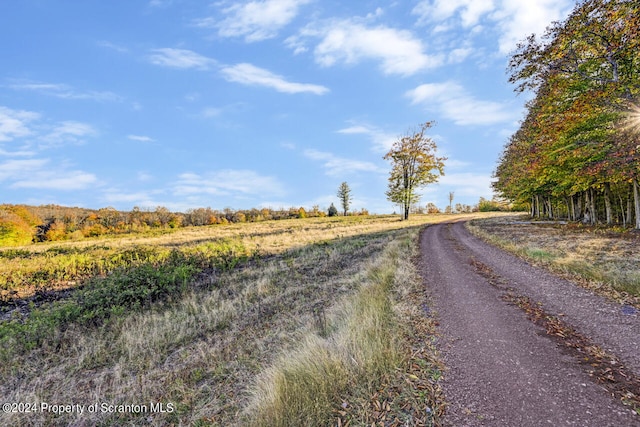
[420,220,639,426]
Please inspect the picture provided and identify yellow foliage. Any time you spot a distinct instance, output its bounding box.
[0,211,34,246]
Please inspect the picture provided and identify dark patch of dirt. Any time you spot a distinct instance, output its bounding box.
[0,287,77,321]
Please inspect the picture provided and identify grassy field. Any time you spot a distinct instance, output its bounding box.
[468,215,640,304]
[0,214,459,426]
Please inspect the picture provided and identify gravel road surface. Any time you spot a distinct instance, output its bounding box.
[419,220,639,426]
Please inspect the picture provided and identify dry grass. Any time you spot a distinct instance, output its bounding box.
[1,215,456,300]
[246,239,402,426]
[467,215,640,304]
[1,214,473,426]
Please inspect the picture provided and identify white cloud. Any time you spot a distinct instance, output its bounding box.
[412,0,572,54]
[128,134,155,142]
[196,0,311,42]
[42,121,97,146]
[0,105,97,150]
[0,148,35,157]
[137,172,153,181]
[0,158,97,190]
[0,106,39,142]
[336,125,371,135]
[221,63,329,95]
[406,81,515,126]
[102,190,158,204]
[413,0,495,28]
[493,0,573,54]
[0,159,47,180]
[303,149,385,176]
[173,169,286,198]
[14,171,98,190]
[50,121,96,138]
[97,40,129,53]
[7,80,122,102]
[293,19,443,76]
[148,0,172,7]
[430,172,494,198]
[336,123,396,153]
[147,48,216,70]
[201,107,222,118]
[448,47,473,63]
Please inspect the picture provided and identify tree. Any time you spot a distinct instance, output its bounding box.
[448,191,455,213]
[384,122,446,220]
[328,203,338,217]
[336,182,352,216]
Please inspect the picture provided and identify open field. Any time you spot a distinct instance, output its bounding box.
[1,214,478,301]
[468,215,640,304]
[0,213,470,426]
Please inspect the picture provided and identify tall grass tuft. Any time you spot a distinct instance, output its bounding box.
[246,240,404,426]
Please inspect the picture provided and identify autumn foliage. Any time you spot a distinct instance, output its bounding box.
[494,0,640,227]
[384,122,446,220]
[0,203,361,247]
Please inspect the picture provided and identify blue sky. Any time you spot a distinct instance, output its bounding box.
[0,0,574,213]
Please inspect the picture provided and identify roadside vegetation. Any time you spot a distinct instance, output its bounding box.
[0,213,454,426]
[468,215,640,304]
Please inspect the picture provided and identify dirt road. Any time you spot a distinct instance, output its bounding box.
[420,220,640,426]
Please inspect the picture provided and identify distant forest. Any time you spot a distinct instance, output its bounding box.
[0,204,363,246]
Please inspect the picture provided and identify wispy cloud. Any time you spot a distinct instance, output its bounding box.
[412,0,573,54]
[1,106,97,151]
[406,81,515,126]
[50,121,96,138]
[221,63,329,95]
[303,149,385,176]
[7,80,122,102]
[173,169,286,197]
[97,40,129,53]
[290,18,443,76]
[148,0,173,7]
[0,159,47,180]
[42,121,97,147]
[127,134,155,142]
[137,171,153,181]
[201,107,222,118]
[413,0,495,28]
[493,0,573,54]
[0,158,98,190]
[426,172,494,198]
[101,189,164,207]
[0,148,36,157]
[0,106,39,142]
[336,123,397,153]
[147,48,216,70]
[195,0,311,42]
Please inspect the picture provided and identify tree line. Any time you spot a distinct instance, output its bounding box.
[493,0,640,227]
[0,203,370,246]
